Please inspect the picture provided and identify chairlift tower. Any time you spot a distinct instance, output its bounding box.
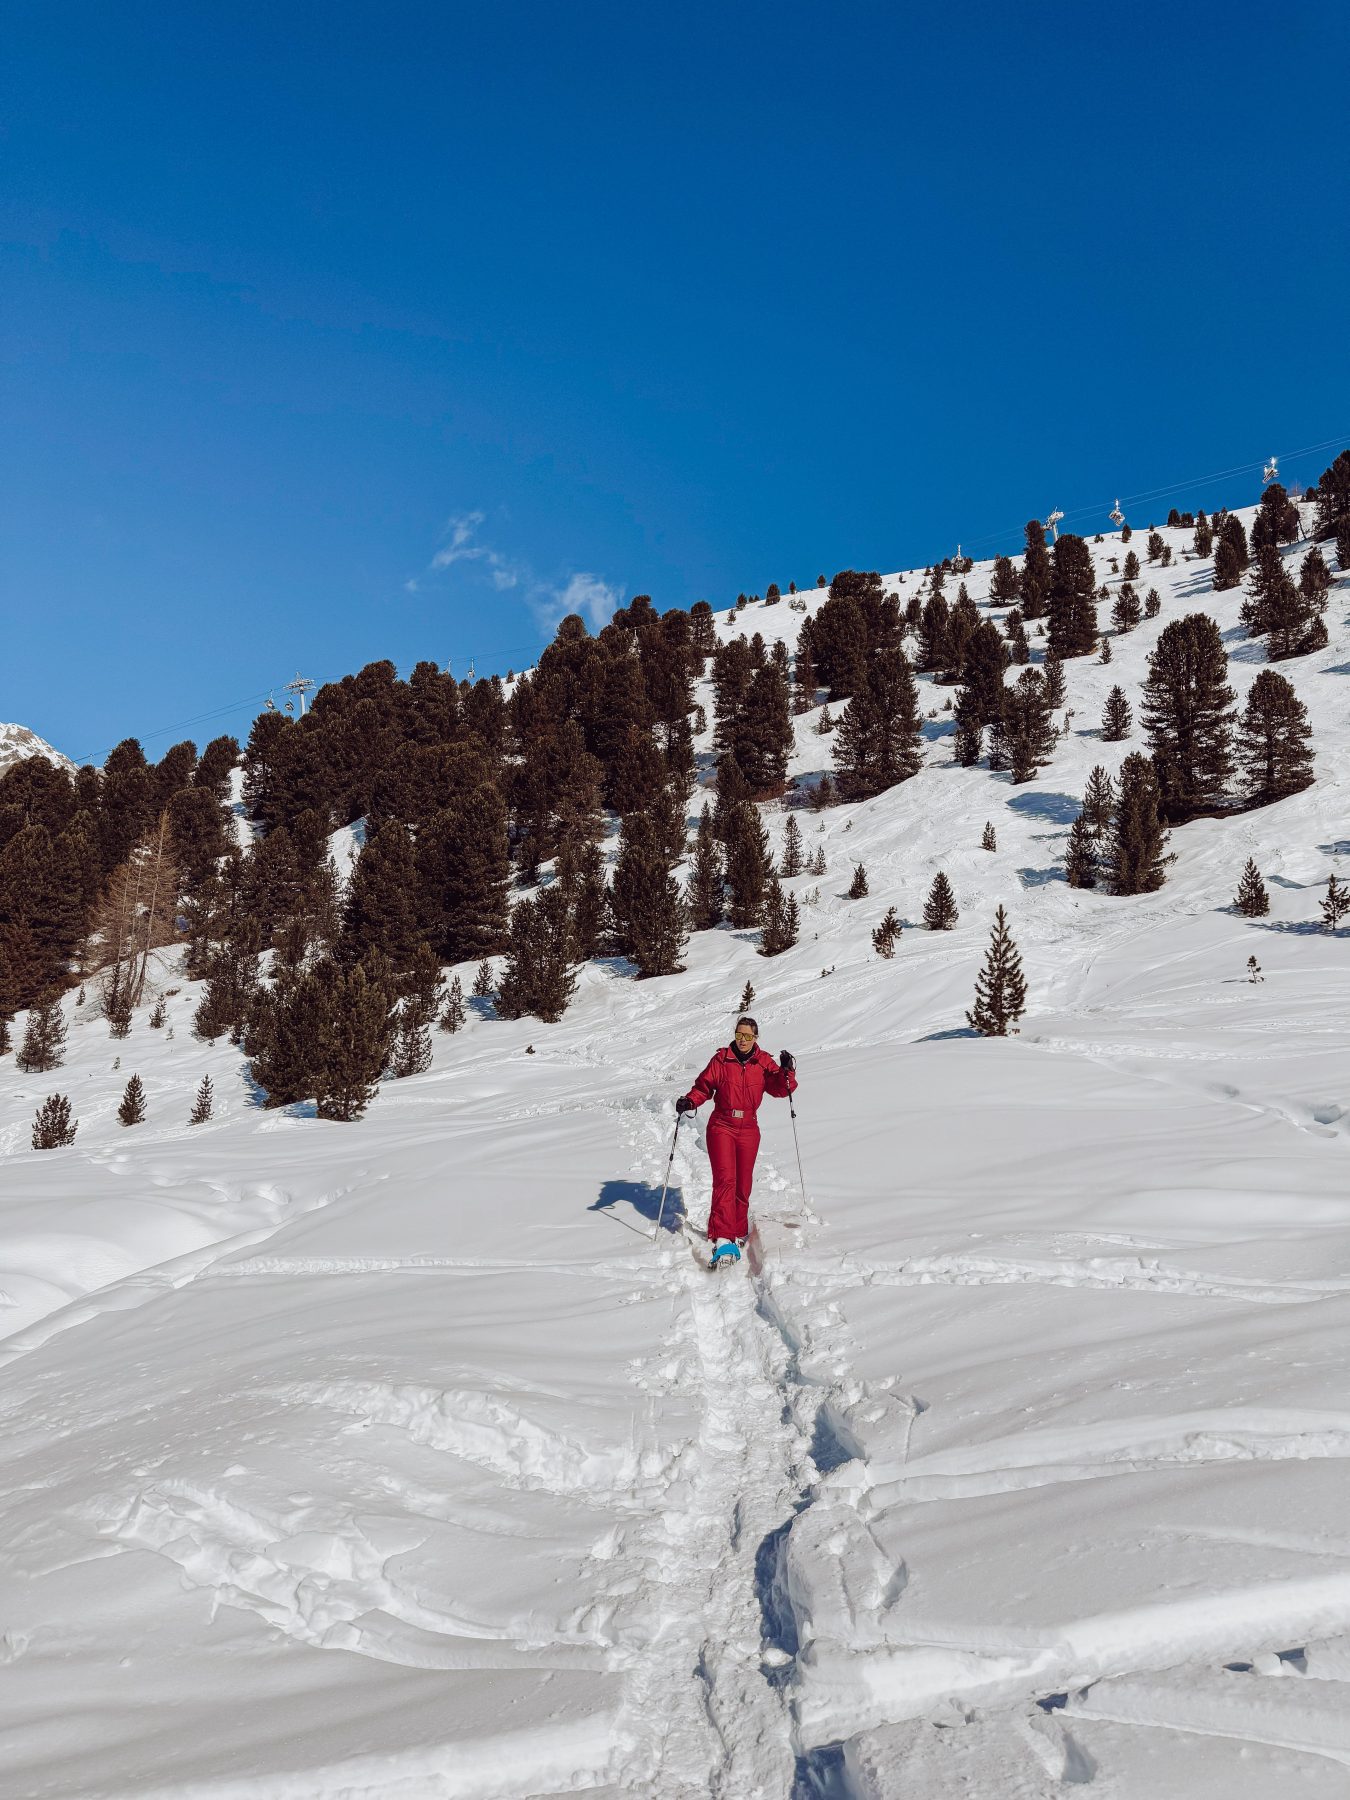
[1109,498,1125,530]
[1043,508,1064,543]
[283,673,314,716]
[1262,455,1279,486]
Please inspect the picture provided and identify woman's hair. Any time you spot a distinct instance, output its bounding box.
[734,1016,758,1035]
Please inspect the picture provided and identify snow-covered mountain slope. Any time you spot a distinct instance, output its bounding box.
[4,508,1350,1797]
[0,721,71,776]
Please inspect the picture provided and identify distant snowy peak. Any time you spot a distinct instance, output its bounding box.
[0,723,73,777]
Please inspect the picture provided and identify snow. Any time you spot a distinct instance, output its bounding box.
[0,722,72,776]
[4,507,1350,1795]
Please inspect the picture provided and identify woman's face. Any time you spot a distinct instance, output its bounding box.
[734,1024,757,1050]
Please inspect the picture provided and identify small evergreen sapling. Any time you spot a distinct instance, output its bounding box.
[118,1075,147,1126]
[439,974,466,1034]
[1321,874,1349,933]
[1099,636,1113,664]
[739,980,755,1012]
[923,871,959,930]
[1247,955,1263,983]
[18,993,67,1073]
[847,863,869,899]
[1234,859,1269,917]
[780,815,804,878]
[472,958,495,999]
[1144,589,1162,618]
[807,845,827,877]
[188,1075,214,1124]
[149,996,167,1028]
[32,1094,77,1149]
[758,878,800,957]
[872,907,901,958]
[1101,686,1132,741]
[966,906,1027,1037]
[1063,814,1098,889]
[981,822,997,852]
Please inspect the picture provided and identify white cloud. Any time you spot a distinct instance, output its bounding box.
[406,510,620,643]
[530,571,622,634]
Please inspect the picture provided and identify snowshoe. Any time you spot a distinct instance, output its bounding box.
[710,1239,742,1269]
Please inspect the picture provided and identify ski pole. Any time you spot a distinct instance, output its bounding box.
[653,1112,684,1241]
[788,1086,810,1220]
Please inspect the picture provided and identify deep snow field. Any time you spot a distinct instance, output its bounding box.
[4,508,1350,1798]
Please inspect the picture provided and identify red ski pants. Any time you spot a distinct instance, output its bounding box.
[706,1120,759,1241]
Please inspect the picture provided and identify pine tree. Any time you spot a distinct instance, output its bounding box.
[1005,610,1030,664]
[722,801,774,929]
[872,907,901,958]
[608,814,689,975]
[792,637,818,713]
[831,649,923,801]
[1146,530,1166,564]
[686,806,726,931]
[848,862,869,899]
[0,1019,10,1057]
[1144,589,1162,618]
[315,959,397,1122]
[1063,814,1098,888]
[188,1075,214,1124]
[807,845,827,877]
[497,885,579,1019]
[952,684,985,767]
[1099,636,1113,664]
[989,554,1021,607]
[1213,538,1242,591]
[1123,550,1141,583]
[105,974,133,1039]
[1082,765,1115,835]
[966,906,1027,1036]
[1042,653,1066,711]
[1337,517,1350,574]
[758,878,800,957]
[981,822,997,852]
[994,669,1056,783]
[472,958,495,999]
[780,815,804,878]
[1047,535,1098,659]
[149,996,167,1028]
[118,1074,147,1126]
[1141,614,1236,822]
[17,992,67,1073]
[439,973,466,1033]
[1108,586,1144,637]
[1321,874,1350,933]
[1236,668,1315,808]
[1101,686,1132,741]
[923,871,959,930]
[1104,753,1170,895]
[739,980,756,1012]
[32,1093,78,1149]
[1193,515,1213,558]
[388,1005,434,1077]
[1021,520,1052,620]
[1234,858,1269,917]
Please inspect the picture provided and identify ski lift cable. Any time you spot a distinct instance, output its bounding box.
[950,430,1348,559]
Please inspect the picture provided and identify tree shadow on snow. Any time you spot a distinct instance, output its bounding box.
[1017,864,1066,888]
[591,1178,683,1235]
[1320,663,1350,677]
[1317,841,1350,857]
[1004,790,1080,825]
[917,1026,982,1041]
[1249,919,1328,936]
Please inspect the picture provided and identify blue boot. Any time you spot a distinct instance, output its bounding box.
[711,1239,742,1268]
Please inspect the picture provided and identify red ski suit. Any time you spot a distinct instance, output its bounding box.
[683,1046,796,1241]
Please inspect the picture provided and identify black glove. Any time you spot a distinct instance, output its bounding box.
[778,1050,795,1072]
[675,1095,694,1115]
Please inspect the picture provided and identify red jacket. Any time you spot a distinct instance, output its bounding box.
[684,1045,796,1127]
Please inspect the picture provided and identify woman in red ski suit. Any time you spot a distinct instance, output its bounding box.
[676,1017,796,1249]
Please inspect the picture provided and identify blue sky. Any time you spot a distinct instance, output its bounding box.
[3,0,1347,764]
